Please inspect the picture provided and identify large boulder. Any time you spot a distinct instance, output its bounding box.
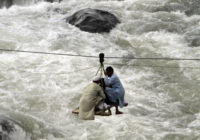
[66,8,120,33]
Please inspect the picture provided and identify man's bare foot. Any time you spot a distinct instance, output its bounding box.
[124,103,128,107]
[116,111,123,115]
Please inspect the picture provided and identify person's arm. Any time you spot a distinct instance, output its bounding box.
[99,88,106,99]
[96,87,105,105]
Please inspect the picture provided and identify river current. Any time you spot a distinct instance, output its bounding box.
[0,0,200,139]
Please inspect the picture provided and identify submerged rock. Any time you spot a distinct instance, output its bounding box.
[0,116,30,140]
[66,8,120,33]
[184,29,200,47]
[0,0,12,8]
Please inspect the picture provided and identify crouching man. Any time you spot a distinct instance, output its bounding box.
[104,66,128,114]
[79,77,106,120]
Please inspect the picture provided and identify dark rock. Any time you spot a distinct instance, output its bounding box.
[0,120,15,134]
[184,29,200,47]
[66,8,120,33]
[0,116,28,140]
[0,0,12,8]
[46,0,62,3]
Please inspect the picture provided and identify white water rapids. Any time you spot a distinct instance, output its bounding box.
[1,0,200,139]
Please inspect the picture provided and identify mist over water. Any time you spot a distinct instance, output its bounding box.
[0,0,200,139]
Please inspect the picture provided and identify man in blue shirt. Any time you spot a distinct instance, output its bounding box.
[104,66,128,114]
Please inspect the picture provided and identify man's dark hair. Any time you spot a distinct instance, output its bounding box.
[106,66,114,72]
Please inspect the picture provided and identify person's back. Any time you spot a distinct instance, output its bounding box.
[79,81,105,120]
[79,83,102,109]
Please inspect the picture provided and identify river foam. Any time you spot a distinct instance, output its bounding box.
[0,0,200,139]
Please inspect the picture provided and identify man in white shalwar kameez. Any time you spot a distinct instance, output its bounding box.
[104,66,128,114]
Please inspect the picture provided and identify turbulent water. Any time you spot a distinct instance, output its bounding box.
[1,0,200,139]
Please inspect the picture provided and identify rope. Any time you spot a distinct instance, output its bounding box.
[95,66,101,76]
[96,63,105,77]
[1,48,200,61]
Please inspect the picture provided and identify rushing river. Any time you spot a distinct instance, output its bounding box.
[1,0,200,139]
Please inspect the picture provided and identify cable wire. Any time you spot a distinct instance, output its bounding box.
[0,48,99,58]
[105,63,200,69]
[1,48,200,69]
[1,48,200,61]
